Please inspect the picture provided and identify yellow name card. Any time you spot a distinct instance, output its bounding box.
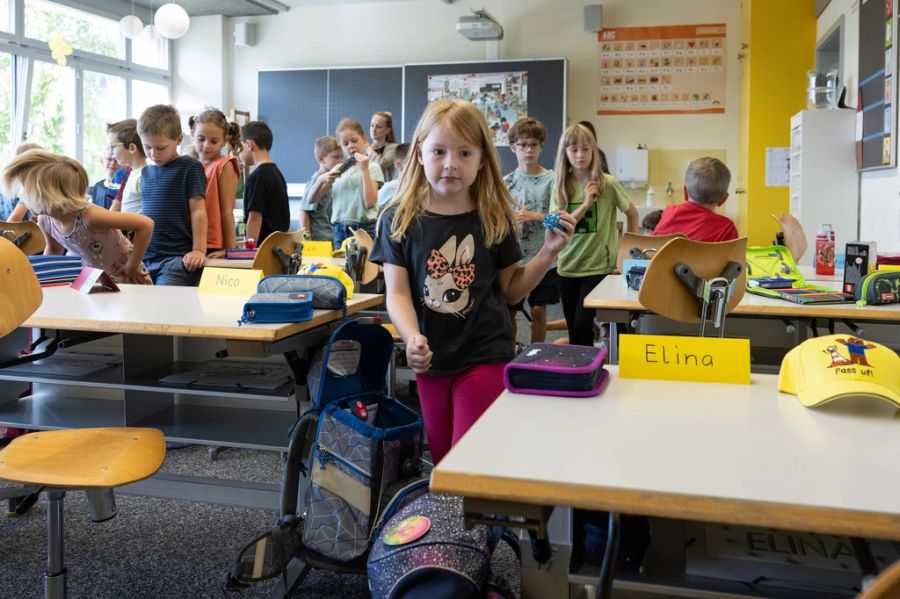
[198,267,263,295]
[619,334,750,385]
[303,240,334,257]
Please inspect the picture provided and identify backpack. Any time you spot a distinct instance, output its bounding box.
[224,319,428,595]
[367,493,518,599]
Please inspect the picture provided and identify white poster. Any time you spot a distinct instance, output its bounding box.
[427,71,528,146]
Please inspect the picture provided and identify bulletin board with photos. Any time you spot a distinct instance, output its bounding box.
[597,23,727,116]
[858,0,897,170]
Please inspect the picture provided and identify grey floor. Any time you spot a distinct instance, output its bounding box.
[0,308,559,598]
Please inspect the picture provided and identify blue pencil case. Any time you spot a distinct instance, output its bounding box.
[239,290,314,325]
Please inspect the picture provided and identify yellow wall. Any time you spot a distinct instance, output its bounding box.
[740,0,816,245]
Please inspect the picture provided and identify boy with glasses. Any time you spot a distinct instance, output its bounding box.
[106,118,147,213]
[503,116,559,345]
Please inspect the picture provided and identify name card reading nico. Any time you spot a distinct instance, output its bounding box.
[198,267,263,295]
[619,334,750,384]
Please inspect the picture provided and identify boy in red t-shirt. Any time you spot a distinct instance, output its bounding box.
[653,157,737,242]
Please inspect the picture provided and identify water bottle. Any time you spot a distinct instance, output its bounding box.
[645,186,655,207]
[815,224,835,276]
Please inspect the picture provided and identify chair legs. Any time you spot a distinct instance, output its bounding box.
[45,490,66,599]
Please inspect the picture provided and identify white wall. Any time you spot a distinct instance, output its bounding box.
[172,15,229,131]
[176,0,740,203]
[819,0,900,251]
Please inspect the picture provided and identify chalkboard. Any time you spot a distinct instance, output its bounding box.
[258,59,567,184]
[858,0,897,170]
[403,59,567,175]
[258,66,403,183]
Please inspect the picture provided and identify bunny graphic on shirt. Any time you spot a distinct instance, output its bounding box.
[423,233,476,317]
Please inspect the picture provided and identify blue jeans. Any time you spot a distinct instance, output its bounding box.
[145,256,203,286]
[333,222,377,250]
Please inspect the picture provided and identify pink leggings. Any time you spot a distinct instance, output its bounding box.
[415,362,507,465]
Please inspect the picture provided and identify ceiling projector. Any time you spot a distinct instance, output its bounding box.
[457,8,503,41]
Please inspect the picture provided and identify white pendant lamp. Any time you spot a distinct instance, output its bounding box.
[119,0,143,39]
[141,23,160,42]
[155,3,190,39]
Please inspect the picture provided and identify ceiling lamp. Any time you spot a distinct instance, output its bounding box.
[141,23,160,42]
[119,0,142,39]
[155,3,190,39]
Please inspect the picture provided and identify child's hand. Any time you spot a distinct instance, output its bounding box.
[516,210,542,226]
[122,262,151,285]
[541,211,575,255]
[207,249,226,260]
[584,181,601,207]
[320,169,341,186]
[182,249,206,271]
[354,152,369,169]
[406,334,432,374]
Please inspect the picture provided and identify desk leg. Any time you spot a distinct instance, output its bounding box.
[122,334,173,425]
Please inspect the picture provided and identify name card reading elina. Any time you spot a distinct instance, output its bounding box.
[618,334,750,384]
[198,267,263,295]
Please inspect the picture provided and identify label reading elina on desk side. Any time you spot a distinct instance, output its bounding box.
[198,267,263,296]
[619,334,750,384]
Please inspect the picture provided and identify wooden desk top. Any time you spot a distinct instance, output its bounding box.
[204,256,346,270]
[584,275,900,321]
[23,285,383,342]
[432,367,900,540]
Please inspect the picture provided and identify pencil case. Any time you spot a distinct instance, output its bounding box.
[256,274,348,316]
[239,290,314,325]
[503,343,609,397]
[854,271,900,306]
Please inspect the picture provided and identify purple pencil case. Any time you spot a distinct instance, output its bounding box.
[503,343,609,397]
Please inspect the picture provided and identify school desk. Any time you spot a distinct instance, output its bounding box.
[204,255,346,270]
[0,284,383,508]
[585,275,900,366]
[431,367,900,598]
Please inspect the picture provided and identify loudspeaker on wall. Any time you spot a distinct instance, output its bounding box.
[234,22,256,47]
[584,5,603,33]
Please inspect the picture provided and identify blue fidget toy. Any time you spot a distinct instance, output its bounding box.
[542,213,565,231]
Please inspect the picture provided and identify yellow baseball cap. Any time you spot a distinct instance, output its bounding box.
[778,334,900,408]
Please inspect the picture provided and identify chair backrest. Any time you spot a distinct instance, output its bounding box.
[638,236,747,323]
[352,227,380,285]
[0,236,42,337]
[251,230,304,277]
[771,212,807,263]
[0,219,45,256]
[616,232,686,273]
[858,561,900,599]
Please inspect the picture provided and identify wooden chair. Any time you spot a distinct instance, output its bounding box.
[615,232,685,273]
[771,212,807,263]
[638,237,748,334]
[0,219,45,255]
[251,230,304,276]
[858,560,900,598]
[0,237,166,599]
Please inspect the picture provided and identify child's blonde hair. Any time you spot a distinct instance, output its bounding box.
[553,123,606,208]
[335,118,366,140]
[2,150,90,215]
[388,99,515,247]
[315,135,340,157]
[138,104,183,141]
[188,108,242,156]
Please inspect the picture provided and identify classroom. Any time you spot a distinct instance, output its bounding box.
[1,0,899,598]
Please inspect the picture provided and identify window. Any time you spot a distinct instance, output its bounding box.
[83,71,126,184]
[0,53,11,163]
[25,0,125,60]
[0,0,10,33]
[132,79,170,119]
[27,59,75,157]
[133,30,169,70]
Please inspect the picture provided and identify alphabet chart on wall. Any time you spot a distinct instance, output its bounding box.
[597,23,727,116]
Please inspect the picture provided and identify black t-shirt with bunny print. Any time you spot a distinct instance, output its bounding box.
[371,207,522,375]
